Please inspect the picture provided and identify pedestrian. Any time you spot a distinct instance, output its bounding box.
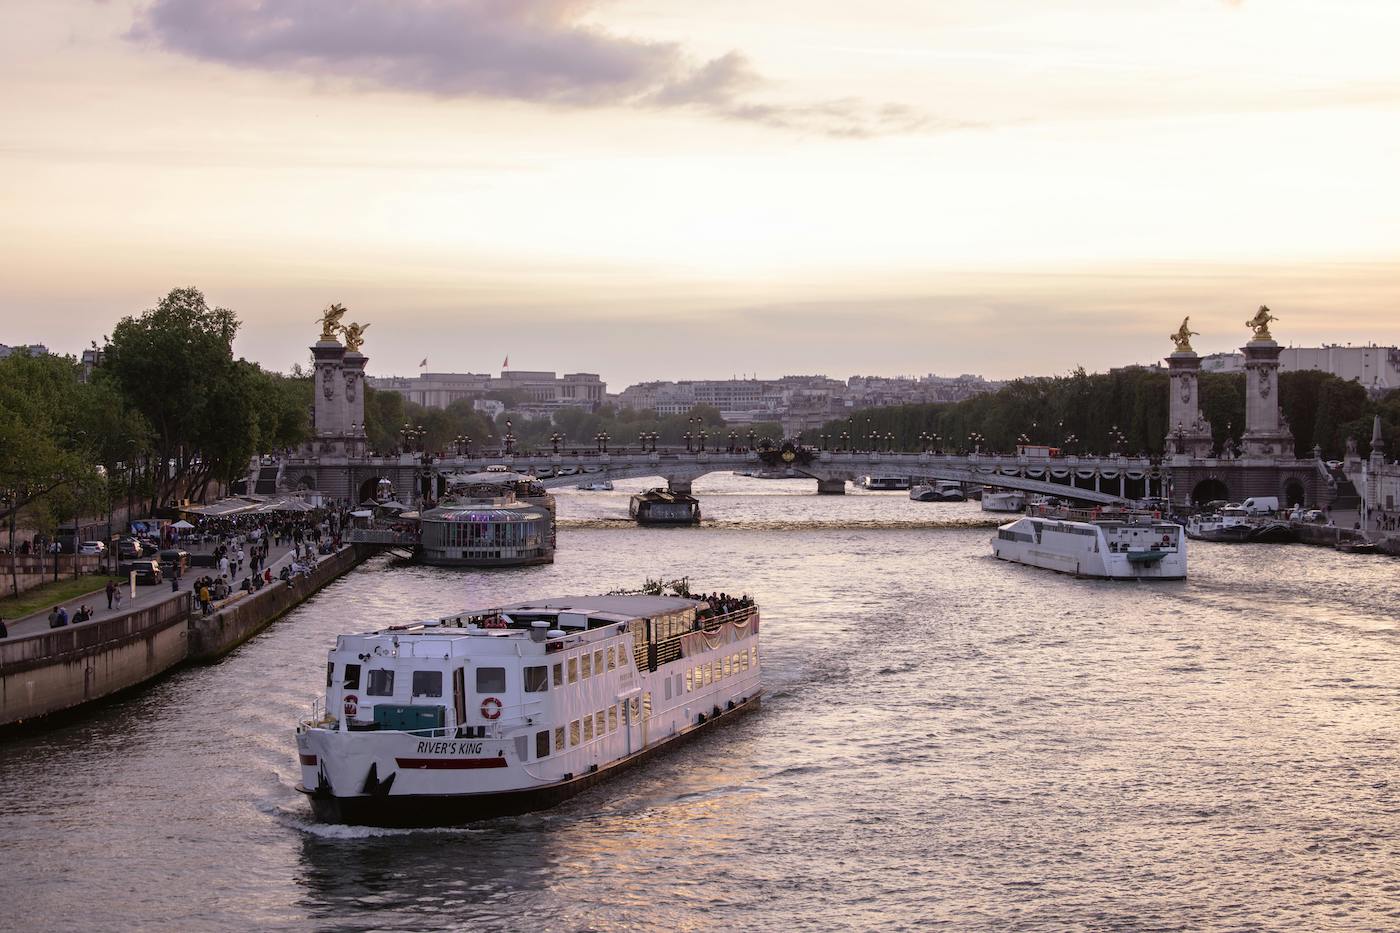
[113,585,123,609]
[199,583,211,615]
[105,579,116,609]
[0,616,7,638]
[48,606,66,628]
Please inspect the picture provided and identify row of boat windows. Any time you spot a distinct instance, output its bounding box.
[330,664,523,697]
[424,521,546,548]
[555,644,631,687]
[685,649,756,693]
[526,695,654,761]
[997,530,1034,543]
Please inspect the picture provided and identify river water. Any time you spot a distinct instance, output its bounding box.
[4,474,1400,931]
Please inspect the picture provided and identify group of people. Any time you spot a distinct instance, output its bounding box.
[47,604,95,628]
[694,592,755,620]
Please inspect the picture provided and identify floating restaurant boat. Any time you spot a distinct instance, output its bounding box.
[576,479,614,491]
[295,593,761,826]
[909,480,966,502]
[418,471,556,566]
[992,504,1187,580]
[859,475,910,491]
[981,489,1027,513]
[629,488,701,525]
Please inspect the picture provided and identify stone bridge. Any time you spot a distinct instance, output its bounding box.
[285,449,1175,506]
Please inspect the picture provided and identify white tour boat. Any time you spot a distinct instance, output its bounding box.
[859,475,910,491]
[296,593,761,826]
[992,504,1187,580]
[981,489,1027,513]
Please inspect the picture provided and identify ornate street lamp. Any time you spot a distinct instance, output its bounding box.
[968,431,985,454]
[747,429,756,451]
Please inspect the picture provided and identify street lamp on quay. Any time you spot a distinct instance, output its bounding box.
[683,428,693,453]
[594,431,610,453]
[727,431,738,453]
[968,431,985,454]
[885,432,895,452]
[504,420,515,455]
[746,429,756,451]
[643,431,658,452]
[918,431,932,453]
[550,432,564,454]
[453,434,469,456]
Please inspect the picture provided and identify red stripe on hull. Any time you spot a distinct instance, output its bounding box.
[394,757,509,770]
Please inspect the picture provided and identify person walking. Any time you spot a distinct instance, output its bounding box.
[0,616,8,638]
[105,579,116,610]
[113,584,123,610]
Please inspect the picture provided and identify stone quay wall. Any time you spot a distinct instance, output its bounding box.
[2,554,103,597]
[0,591,191,728]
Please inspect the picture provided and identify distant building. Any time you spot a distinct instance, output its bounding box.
[368,370,606,415]
[0,343,48,359]
[1202,345,1400,391]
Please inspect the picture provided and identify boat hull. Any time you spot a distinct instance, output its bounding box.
[300,693,761,828]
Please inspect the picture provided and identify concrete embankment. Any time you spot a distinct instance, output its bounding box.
[0,592,192,728]
[1290,523,1366,548]
[1,545,373,732]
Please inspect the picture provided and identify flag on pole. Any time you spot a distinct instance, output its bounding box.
[502,355,509,369]
[419,358,428,368]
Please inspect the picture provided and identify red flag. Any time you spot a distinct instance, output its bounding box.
[502,355,509,369]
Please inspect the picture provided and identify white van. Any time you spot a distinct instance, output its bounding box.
[1241,496,1280,515]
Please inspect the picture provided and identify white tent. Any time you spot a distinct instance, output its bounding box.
[171,519,195,529]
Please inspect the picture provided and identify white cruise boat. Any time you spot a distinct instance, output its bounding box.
[1184,506,1252,542]
[992,505,1186,580]
[859,475,910,491]
[296,593,761,826]
[981,489,1027,513]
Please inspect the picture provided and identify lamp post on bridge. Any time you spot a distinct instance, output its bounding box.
[550,432,563,455]
[885,432,895,453]
[819,433,829,451]
[746,429,756,451]
[1108,425,1126,457]
[727,431,737,453]
[698,428,708,453]
[504,420,515,456]
[968,432,985,455]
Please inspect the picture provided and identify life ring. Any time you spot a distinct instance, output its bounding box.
[1152,511,1161,519]
[1161,534,1170,545]
[480,696,503,720]
[343,694,358,717]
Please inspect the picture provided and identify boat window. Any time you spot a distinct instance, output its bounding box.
[631,697,640,718]
[476,667,506,693]
[594,649,603,674]
[570,720,580,746]
[741,651,749,672]
[607,646,616,670]
[609,706,618,732]
[595,710,606,737]
[552,663,563,687]
[453,668,466,725]
[583,716,594,742]
[554,727,565,752]
[664,677,672,701]
[326,662,334,688]
[686,669,693,692]
[523,665,548,693]
[412,670,442,697]
[581,652,592,679]
[568,657,578,683]
[642,693,652,720]
[342,663,361,690]
[366,669,395,697]
[535,730,550,759]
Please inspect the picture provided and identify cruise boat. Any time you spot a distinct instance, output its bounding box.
[909,481,966,502]
[859,475,910,491]
[295,593,761,826]
[981,489,1027,513]
[1184,506,1252,542]
[992,504,1186,580]
[629,488,701,525]
[576,479,614,491]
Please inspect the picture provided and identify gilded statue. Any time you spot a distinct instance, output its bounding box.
[1245,304,1276,341]
[318,303,348,342]
[1170,316,1199,352]
[341,321,370,353]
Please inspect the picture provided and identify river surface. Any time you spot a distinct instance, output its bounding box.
[4,474,1400,931]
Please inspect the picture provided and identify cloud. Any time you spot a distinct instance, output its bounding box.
[128,0,924,136]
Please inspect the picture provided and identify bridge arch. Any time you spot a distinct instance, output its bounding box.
[1283,478,1306,508]
[1191,478,1230,505]
[357,476,395,504]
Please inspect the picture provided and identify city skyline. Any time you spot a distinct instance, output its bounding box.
[6,1,1400,380]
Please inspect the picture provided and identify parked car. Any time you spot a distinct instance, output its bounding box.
[78,541,107,556]
[117,538,144,560]
[119,559,164,585]
[158,549,190,577]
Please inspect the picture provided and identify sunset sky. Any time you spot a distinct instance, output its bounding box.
[4,0,1400,383]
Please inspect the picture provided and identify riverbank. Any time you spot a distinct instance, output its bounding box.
[0,544,376,733]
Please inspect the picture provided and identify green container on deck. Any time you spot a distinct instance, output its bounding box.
[372,704,445,732]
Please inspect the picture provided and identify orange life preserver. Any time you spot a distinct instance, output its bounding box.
[1161,534,1170,545]
[343,694,358,717]
[480,696,503,720]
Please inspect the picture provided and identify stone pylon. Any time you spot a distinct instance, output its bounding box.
[1240,321,1295,459]
[1165,348,1214,458]
[309,333,350,456]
